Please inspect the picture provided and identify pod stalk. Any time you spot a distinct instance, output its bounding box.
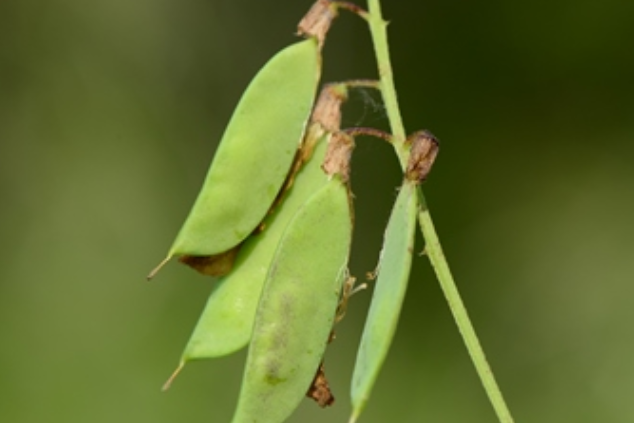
[298,1,371,47]
[344,126,392,143]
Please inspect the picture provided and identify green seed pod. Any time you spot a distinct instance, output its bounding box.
[148,1,340,279]
[162,86,349,389]
[163,139,330,389]
[349,180,417,422]
[349,131,439,422]
[231,133,354,423]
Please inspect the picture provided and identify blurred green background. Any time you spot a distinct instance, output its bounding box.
[2,0,634,422]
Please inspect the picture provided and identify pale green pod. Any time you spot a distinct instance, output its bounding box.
[161,87,350,389]
[231,175,353,423]
[349,131,439,422]
[188,138,330,352]
[148,1,344,279]
[163,138,331,387]
[171,38,319,257]
[147,37,321,280]
[349,180,418,422]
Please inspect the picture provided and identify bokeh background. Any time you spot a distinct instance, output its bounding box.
[2,0,634,422]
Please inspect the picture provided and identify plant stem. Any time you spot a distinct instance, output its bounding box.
[363,1,515,422]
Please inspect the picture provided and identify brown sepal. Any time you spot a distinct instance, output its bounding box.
[405,130,440,184]
[310,84,348,134]
[321,131,354,182]
[297,0,338,48]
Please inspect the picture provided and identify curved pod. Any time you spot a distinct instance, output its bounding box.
[169,37,320,260]
[173,136,331,365]
[162,85,350,386]
[231,176,353,423]
[350,180,418,422]
[350,130,439,421]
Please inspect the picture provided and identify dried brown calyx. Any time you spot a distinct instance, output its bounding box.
[299,84,348,164]
[321,131,354,182]
[297,0,338,48]
[311,83,348,135]
[405,130,440,184]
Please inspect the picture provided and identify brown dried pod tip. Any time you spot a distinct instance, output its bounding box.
[297,0,338,47]
[405,130,440,184]
[306,362,335,407]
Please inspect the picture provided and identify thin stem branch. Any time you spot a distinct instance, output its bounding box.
[363,1,515,422]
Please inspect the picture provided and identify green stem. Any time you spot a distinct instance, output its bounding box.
[363,1,515,422]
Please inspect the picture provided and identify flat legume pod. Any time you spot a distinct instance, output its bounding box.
[350,131,439,422]
[161,86,349,389]
[148,1,341,279]
[167,137,330,373]
[231,174,353,423]
[349,180,418,422]
[169,38,320,259]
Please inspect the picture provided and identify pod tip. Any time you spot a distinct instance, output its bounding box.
[161,362,185,391]
[147,256,172,281]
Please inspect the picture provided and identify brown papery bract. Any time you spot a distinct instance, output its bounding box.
[405,130,439,184]
[297,0,338,47]
[322,131,354,182]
